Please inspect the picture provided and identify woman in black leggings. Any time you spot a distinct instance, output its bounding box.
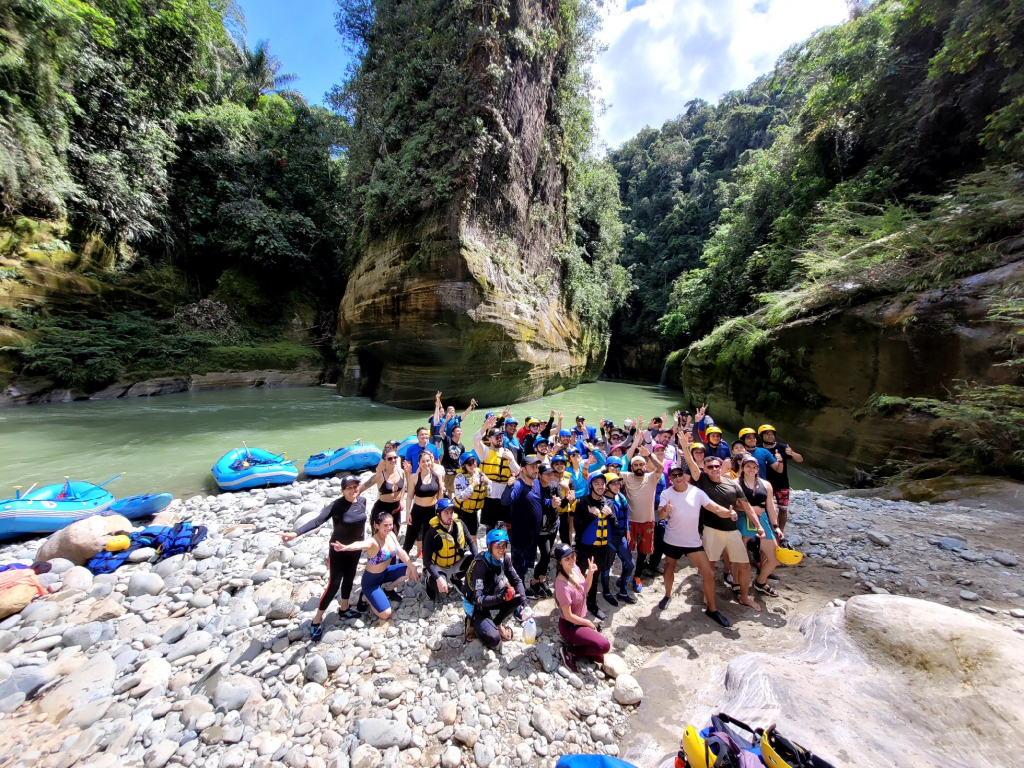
[405,449,445,559]
[281,475,367,639]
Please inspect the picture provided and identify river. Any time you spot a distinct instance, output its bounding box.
[0,382,836,499]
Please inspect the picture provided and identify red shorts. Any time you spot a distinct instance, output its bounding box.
[774,488,790,511]
[628,521,655,556]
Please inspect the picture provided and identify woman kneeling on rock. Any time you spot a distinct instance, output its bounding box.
[336,508,418,624]
[553,543,610,672]
[467,528,529,648]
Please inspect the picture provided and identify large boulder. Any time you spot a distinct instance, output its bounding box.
[36,514,134,565]
[623,595,1024,767]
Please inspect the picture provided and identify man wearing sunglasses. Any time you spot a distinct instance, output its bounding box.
[681,449,764,613]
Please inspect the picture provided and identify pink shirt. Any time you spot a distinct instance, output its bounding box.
[554,566,587,618]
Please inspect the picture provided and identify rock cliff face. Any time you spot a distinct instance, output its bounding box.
[669,256,1023,484]
[337,0,604,409]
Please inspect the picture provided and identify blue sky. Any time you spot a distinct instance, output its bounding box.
[236,0,850,148]
[235,0,351,107]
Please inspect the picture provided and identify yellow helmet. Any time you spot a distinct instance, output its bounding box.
[760,724,834,768]
[681,725,716,768]
[775,546,803,566]
[758,424,776,436]
[738,427,756,439]
[705,426,723,436]
[690,442,706,452]
[105,535,131,552]
[603,472,621,484]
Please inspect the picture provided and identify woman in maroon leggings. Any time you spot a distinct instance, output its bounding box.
[553,542,611,671]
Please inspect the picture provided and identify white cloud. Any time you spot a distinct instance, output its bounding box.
[593,0,850,148]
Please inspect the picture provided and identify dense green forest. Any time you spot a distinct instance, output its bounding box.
[611,0,1024,476]
[0,0,347,391]
[610,0,1024,377]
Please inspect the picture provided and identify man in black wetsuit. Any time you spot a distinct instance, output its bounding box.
[421,498,478,601]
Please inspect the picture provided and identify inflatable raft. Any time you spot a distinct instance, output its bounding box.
[304,441,382,476]
[212,447,297,490]
[0,480,171,542]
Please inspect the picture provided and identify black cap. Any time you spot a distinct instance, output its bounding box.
[576,415,585,421]
[538,462,553,474]
[487,428,503,438]
[340,475,360,488]
[523,455,541,465]
[554,542,574,562]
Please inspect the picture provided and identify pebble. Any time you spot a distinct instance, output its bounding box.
[959,590,980,602]
[613,674,644,705]
[128,572,165,597]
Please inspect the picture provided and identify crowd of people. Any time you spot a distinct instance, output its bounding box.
[281,393,804,671]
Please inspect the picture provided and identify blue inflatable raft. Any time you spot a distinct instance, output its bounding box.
[212,447,298,491]
[304,441,382,476]
[0,480,172,542]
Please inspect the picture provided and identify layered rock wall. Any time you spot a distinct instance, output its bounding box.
[670,256,1023,484]
[338,0,604,409]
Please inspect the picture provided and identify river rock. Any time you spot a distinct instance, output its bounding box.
[254,578,294,612]
[20,601,61,623]
[62,621,104,650]
[530,705,567,741]
[613,674,644,705]
[144,739,178,768]
[39,651,116,720]
[47,558,75,574]
[60,565,94,591]
[128,572,165,597]
[602,652,629,679]
[131,658,172,696]
[166,630,214,661]
[36,514,134,565]
[441,745,462,768]
[992,551,1019,567]
[90,596,127,621]
[213,674,262,711]
[305,655,328,684]
[358,717,412,749]
[0,584,37,619]
[473,741,496,768]
[351,745,381,768]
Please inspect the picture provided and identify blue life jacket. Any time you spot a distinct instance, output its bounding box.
[606,493,630,538]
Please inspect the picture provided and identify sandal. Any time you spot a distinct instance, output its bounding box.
[754,580,779,597]
[465,617,476,643]
[498,625,513,642]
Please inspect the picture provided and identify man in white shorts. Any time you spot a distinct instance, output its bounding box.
[656,466,735,627]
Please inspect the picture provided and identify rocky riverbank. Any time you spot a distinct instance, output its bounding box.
[0,482,1021,768]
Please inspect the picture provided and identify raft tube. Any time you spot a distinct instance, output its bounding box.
[110,492,174,519]
[304,441,382,476]
[0,481,114,542]
[212,447,298,491]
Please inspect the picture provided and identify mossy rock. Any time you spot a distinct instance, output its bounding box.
[196,343,321,373]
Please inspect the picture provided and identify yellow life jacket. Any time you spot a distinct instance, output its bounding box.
[454,468,487,513]
[481,447,511,484]
[428,515,467,568]
[560,470,575,514]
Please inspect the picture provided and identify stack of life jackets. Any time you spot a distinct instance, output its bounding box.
[87,522,208,574]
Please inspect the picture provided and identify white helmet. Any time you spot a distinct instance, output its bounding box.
[623,418,634,429]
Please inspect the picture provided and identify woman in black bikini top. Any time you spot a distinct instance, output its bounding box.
[373,450,405,515]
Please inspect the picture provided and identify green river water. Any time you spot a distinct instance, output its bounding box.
[0,382,836,499]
